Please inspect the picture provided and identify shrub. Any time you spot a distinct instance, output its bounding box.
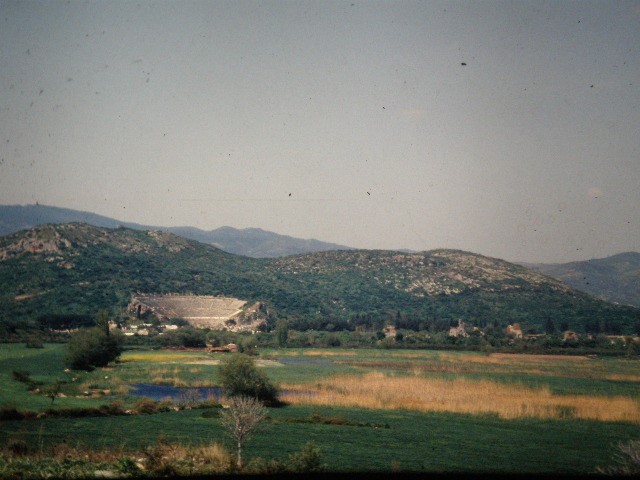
[0,406,25,421]
[142,440,232,475]
[65,326,124,371]
[6,439,29,456]
[246,457,286,474]
[201,409,221,418]
[219,354,279,405]
[42,404,128,418]
[286,442,326,472]
[133,397,169,414]
[11,370,32,384]
[157,327,206,348]
[115,457,142,476]
[25,333,44,349]
[99,401,127,416]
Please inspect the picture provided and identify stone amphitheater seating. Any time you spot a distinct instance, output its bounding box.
[133,295,246,327]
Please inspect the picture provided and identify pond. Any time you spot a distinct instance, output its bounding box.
[130,383,222,402]
[129,383,316,401]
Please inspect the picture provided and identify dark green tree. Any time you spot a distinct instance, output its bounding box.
[275,320,288,348]
[219,354,278,405]
[544,318,555,334]
[95,309,111,336]
[65,325,124,371]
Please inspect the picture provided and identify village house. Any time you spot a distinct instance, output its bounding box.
[449,320,469,338]
[383,325,397,338]
[506,323,523,339]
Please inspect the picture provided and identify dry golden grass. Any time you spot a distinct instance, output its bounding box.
[121,352,206,363]
[280,371,640,424]
[604,373,640,382]
[172,377,188,387]
[191,379,216,388]
[302,350,358,357]
[144,441,233,472]
[488,353,589,362]
[182,359,221,365]
[114,383,132,395]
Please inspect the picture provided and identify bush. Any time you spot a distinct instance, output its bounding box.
[65,327,124,371]
[142,440,232,475]
[99,401,127,416]
[132,398,170,415]
[38,404,127,418]
[0,406,25,421]
[6,439,29,456]
[246,457,287,474]
[0,405,37,421]
[25,333,44,349]
[219,354,279,406]
[286,442,326,472]
[157,328,206,348]
[11,370,32,384]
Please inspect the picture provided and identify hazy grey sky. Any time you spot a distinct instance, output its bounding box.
[1,0,639,263]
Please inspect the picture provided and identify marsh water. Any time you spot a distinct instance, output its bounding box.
[130,383,222,402]
[129,358,332,401]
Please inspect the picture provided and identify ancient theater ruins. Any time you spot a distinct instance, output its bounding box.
[128,294,268,332]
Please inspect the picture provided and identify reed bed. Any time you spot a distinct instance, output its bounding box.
[280,371,640,424]
[121,352,206,363]
[329,350,640,384]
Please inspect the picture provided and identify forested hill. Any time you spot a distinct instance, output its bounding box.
[524,252,640,308]
[1,223,638,334]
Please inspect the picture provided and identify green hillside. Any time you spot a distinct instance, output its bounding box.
[526,252,640,308]
[1,223,638,334]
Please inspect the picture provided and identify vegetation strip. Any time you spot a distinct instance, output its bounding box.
[270,412,390,429]
[281,371,640,423]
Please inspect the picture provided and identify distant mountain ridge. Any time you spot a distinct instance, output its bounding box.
[2,205,639,309]
[524,252,640,308]
[1,222,638,334]
[0,204,352,258]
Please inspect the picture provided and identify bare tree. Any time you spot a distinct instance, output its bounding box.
[220,395,267,469]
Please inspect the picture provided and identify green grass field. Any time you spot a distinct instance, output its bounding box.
[1,344,639,474]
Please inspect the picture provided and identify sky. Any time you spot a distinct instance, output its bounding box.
[1,0,639,263]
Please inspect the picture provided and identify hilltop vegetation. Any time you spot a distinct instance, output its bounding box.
[1,223,639,336]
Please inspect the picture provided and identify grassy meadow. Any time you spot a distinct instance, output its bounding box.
[1,344,639,474]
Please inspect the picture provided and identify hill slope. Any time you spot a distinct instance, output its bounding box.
[1,224,638,334]
[0,204,352,258]
[524,252,640,307]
